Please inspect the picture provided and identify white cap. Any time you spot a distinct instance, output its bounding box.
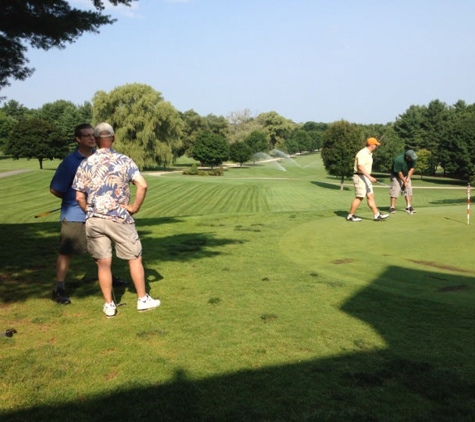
[94,122,114,137]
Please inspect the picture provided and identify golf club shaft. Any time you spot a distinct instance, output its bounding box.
[34,208,61,218]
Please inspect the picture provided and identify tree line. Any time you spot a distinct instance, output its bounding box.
[1,83,475,183]
[321,99,475,187]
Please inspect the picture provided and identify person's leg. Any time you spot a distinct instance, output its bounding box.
[128,256,146,298]
[97,257,113,303]
[349,175,367,217]
[130,256,160,311]
[349,197,362,215]
[112,222,160,311]
[53,221,79,304]
[389,176,401,212]
[405,180,413,207]
[56,254,71,286]
[367,192,389,220]
[52,253,72,304]
[366,193,380,215]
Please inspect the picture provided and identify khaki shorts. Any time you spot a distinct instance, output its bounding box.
[59,220,87,255]
[85,217,142,260]
[353,174,373,198]
[390,175,413,197]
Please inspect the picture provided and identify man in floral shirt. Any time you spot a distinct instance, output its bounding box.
[73,122,160,318]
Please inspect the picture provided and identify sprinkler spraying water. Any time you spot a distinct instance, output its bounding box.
[251,152,286,171]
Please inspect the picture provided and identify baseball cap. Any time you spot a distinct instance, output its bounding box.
[94,122,115,137]
[366,137,381,146]
[406,150,418,160]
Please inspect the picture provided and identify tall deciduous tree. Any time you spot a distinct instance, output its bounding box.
[0,0,136,90]
[204,114,229,138]
[413,149,435,179]
[256,111,295,149]
[93,83,183,169]
[5,117,68,168]
[301,121,327,151]
[290,129,312,154]
[179,109,207,157]
[1,99,29,119]
[226,109,262,144]
[321,120,362,189]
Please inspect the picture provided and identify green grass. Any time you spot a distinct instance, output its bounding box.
[1,154,475,421]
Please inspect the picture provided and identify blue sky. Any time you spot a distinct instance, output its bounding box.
[2,0,475,124]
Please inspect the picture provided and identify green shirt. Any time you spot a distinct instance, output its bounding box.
[391,153,416,176]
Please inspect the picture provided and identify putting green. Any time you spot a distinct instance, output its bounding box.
[280,205,475,305]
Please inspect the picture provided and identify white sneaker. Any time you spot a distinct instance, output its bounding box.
[374,213,389,221]
[346,215,362,222]
[103,302,117,318]
[137,294,161,312]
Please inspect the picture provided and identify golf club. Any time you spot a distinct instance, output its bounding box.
[34,208,61,218]
[2,328,17,337]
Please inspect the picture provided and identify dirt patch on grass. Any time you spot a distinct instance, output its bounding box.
[332,258,354,264]
[409,259,471,273]
[0,170,29,178]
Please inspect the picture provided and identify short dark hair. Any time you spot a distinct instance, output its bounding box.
[74,123,93,138]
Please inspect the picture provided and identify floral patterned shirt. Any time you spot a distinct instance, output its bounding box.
[72,148,141,224]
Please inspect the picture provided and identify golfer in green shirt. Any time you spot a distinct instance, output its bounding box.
[389,150,417,214]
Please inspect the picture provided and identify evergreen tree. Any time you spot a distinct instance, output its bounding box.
[191,131,229,168]
[229,142,252,167]
[0,0,136,89]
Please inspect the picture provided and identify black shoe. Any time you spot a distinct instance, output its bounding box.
[52,288,71,304]
[112,276,128,287]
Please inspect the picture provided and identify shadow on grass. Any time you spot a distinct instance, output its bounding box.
[416,176,467,186]
[430,198,470,205]
[311,181,350,191]
[2,266,475,420]
[0,218,246,303]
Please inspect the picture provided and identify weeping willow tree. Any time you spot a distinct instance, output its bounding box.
[92,83,183,169]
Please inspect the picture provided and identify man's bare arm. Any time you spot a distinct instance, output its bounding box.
[122,175,148,215]
[76,191,87,213]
